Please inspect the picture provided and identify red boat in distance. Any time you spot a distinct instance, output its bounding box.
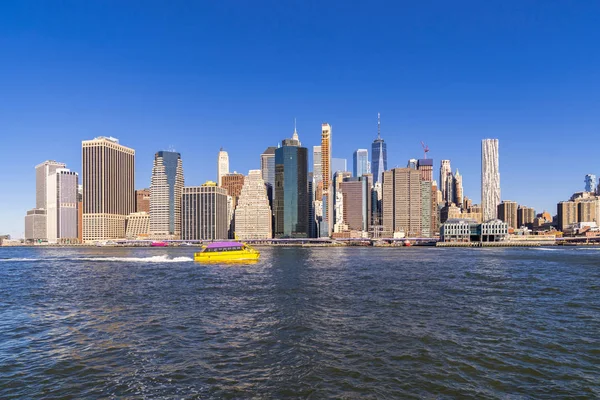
[151,241,168,247]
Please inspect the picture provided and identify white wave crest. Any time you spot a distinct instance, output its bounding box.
[75,255,193,263]
[0,258,40,262]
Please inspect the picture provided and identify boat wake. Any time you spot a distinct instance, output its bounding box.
[75,255,194,263]
[0,258,40,262]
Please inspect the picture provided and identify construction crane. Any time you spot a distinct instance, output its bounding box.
[421,141,430,159]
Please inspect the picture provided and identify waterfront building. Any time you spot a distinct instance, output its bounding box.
[24,209,46,242]
[82,136,135,242]
[481,139,501,221]
[454,169,463,207]
[275,131,309,238]
[417,159,433,182]
[234,170,272,239]
[150,151,184,239]
[439,160,451,203]
[339,176,371,232]
[440,219,508,242]
[181,182,228,240]
[517,206,536,228]
[135,189,150,213]
[217,148,229,187]
[371,113,387,185]
[331,158,347,174]
[497,200,518,230]
[557,201,578,231]
[125,212,150,239]
[46,168,79,244]
[408,159,418,170]
[353,149,369,177]
[577,199,597,223]
[382,168,422,237]
[321,123,332,236]
[585,174,596,193]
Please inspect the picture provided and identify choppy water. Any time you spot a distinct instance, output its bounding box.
[1,246,599,399]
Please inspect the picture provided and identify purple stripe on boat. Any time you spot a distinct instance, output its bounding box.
[206,242,243,248]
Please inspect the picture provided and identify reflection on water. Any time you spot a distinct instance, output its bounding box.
[0,246,599,398]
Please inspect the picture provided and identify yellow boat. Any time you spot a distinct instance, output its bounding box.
[194,241,260,262]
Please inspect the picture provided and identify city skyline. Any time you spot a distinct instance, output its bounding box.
[2,2,600,237]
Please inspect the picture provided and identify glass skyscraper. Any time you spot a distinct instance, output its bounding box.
[353,149,369,177]
[274,135,308,238]
[150,150,184,239]
[372,113,387,184]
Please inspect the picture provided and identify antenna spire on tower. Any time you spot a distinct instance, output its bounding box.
[377,112,381,139]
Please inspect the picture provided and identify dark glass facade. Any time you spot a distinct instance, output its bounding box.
[371,139,387,185]
[274,145,308,238]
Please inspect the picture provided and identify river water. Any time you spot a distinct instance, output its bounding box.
[0,246,598,398]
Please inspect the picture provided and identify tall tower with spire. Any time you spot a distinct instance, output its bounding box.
[371,113,387,185]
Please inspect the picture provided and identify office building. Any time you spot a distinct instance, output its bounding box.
[517,206,536,228]
[339,175,371,232]
[578,199,597,223]
[585,174,596,193]
[275,130,309,238]
[441,219,509,243]
[557,201,578,231]
[445,172,455,206]
[313,146,322,182]
[353,149,369,177]
[497,200,518,230]
[46,168,79,243]
[454,169,463,207]
[181,182,228,240]
[382,168,422,237]
[135,189,150,213]
[431,180,440,235]
[217,148,229,187]
[408,159,418,170]
[420,180,432,237]
[439,160,451,203]
[36,160,67,209]
[261,147,276,191]
[150,151,184,239]
[234,170,272,239]
[481,139,500,221]
[417,159,433,182]
[82,136,135,242]
[126,212,150,239]
[371,113,387,185]
[24,209,46,242]
[221,173,245,206]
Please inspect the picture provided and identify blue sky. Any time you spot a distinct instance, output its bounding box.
[1,1,600,238]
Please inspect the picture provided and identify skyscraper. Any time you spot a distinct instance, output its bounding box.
[24,209,46,242]
[420,180,432,237]
[481,139,500,221]
[181,182,228,240]
[217,148,229,187]
[517,206,536,228]
[46,168,79,244]
[382,168,422,237]
[260,147,277,191]
[439,160,451,203]
[408,159,418,170]
[454,169,463,206]
[321,123,332,236]
[234,170,272,239]
[417,159,433,182]
[371,113,387,185]
[36,160,66,209]
[339,175,372,232]
[221,173,245,206]
[150,151,184,239]
[82,136,135,242]
[353,149,369,177]
[275,130,309,238]
[585,174,596,193]
[313,146,322,182]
